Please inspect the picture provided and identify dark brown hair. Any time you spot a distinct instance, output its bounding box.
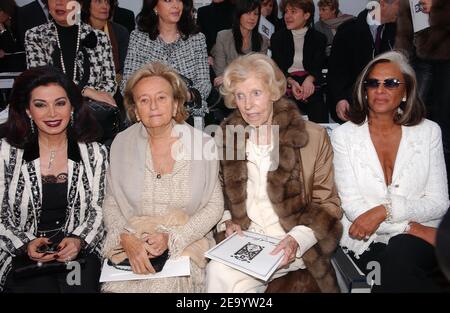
[0,0,17,17]
[232,0,262,55]
[136,0,198,40]
[81,0,118,22]
[0,66,99,148]
[281,0,315,27]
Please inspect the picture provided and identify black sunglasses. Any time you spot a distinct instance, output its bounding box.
[363,78,405,89]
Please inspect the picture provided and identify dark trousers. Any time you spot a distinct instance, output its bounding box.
[414,58,450,194]
[5,253,101,293]
[294,88,329,123]
[350,234,446,293]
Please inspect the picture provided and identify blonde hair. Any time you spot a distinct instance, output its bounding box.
[221,53,287,109]
[123,62,189,123]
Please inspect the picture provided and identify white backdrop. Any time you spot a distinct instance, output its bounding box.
[16,0,369,22]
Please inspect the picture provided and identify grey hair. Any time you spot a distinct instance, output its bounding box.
[349,50,425,125]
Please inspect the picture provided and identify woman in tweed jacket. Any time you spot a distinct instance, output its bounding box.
[121,0,211,118]
[0,67,107,293]
[24,0,117,106]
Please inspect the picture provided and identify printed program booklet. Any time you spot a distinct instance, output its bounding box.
[409,0,430,33]
[258,15,275,40]
[205,231,284,281]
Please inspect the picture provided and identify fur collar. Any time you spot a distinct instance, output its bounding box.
[220,97,309,229]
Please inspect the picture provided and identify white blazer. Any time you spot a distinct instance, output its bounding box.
[331,119,449,257]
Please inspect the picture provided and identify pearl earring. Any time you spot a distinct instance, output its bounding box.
[154,9,158,15]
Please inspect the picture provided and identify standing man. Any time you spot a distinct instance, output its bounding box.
[16,0,49,47]
[327,0,400,122]
[396,0,450,194]
[196,0,235,54]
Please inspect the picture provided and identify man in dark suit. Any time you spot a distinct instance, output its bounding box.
[16,0,49,47]
[327,0,400,123]
[196,0,234,54]
[113,6,135,34]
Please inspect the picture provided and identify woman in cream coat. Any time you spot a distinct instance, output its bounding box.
[101,62,223,293]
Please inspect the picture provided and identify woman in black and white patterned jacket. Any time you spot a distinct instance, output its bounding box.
[121,0,211,118]
[0,66,107,293]
[24,0,117,107]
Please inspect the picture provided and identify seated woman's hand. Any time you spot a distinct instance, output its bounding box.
[407,222,437,246]
[27,237,58,263]
[120,233,155,274]
[349,205,387,240]
[214,75,224,87]
[300,76,315,100]
[208,56,214,66]
[419,0,432,13]
[271,235,298,268]
[83,87,117,107]
[55,237,82,263]
[143,232,169,257]
[224,220,243,237]
[336,100,350,121]
[288,78,303,100]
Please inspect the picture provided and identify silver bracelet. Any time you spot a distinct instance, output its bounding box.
[384,201,393,222]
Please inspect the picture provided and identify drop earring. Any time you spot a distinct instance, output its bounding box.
[70,111,74,126]
[29,116,35,133]
[402,96,407,102]
[154,9,158,16]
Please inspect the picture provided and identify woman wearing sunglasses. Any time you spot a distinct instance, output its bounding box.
[331,51,449,292]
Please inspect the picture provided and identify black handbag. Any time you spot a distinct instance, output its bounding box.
[107,249,169,273]
[177,74,203,112]
[85,99,121,145]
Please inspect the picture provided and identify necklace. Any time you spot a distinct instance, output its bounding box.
[159,30,180,43]
[48,150,56,170]
[150,141,177,179]
[54,22,81,82]
[40,140,68,170]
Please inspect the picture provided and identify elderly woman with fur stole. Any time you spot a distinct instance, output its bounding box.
[101,62,224,293]
[206,53,343,293]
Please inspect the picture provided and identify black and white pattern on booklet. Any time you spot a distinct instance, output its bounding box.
[232,242,264,263]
